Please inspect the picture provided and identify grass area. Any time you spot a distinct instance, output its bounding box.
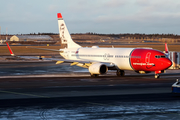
[1,44,180,56]
[0,46,61,56]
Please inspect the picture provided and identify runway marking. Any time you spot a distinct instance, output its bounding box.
[0,90,50,98]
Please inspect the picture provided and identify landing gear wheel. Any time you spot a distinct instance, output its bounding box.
[155,74,160,79]
[91,74,99,77]
[116,70,125,77]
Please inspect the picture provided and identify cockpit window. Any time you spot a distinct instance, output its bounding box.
[155,55,166,58]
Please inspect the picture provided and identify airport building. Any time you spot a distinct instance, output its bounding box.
[10,35,53,42]
[169,51,180,69]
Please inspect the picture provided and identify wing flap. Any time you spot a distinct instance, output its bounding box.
[6,42,117,69]
[70,62,79,66]
[56,61,64,64]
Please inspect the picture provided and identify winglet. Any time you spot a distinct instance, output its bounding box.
[6,42,15,56]
[165,43,169,54]
[165,43,169,57]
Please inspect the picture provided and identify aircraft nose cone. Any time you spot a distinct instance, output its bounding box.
[163,58,172,69]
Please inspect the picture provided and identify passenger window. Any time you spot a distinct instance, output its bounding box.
[155,55,159,58]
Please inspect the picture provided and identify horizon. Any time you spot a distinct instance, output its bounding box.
[1,32,180,37]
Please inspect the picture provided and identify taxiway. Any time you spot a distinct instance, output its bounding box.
[0,61,180,107]
[1,61,180,119]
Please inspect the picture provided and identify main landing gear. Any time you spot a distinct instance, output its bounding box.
[116,70,125,77]
[90,70,125,77]
[91,74,99,77]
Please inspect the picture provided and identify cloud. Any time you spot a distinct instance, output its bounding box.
[48,5,59,12]
[135,0,180,14]
[103,0,128,8]
[1,0,180,34]
[135,0,152,6]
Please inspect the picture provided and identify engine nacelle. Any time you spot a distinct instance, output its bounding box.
[88,63,108,75]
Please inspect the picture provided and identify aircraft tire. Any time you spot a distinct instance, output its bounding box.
[155,74,160,79]
[91,74,99,77]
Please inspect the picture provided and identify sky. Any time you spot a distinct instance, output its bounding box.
[1,0,180,35]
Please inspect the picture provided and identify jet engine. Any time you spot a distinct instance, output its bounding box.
[88,63,108,75]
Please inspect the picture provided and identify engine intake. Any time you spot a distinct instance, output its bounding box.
[88,63,108,75]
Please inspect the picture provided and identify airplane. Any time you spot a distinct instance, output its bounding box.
[6,13,172,78]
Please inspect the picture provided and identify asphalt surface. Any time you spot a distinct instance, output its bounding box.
[0,61,180,105]
[1,61,180,119]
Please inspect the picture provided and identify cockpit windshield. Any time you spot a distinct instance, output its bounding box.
[155,55,166,59]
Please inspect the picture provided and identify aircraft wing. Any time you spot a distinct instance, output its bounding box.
[26,46,63,52]
[38,57,116,69]
[6,43,116,69]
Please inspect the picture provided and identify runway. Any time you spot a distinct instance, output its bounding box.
[0,76,174,99]
[0,61,180,119]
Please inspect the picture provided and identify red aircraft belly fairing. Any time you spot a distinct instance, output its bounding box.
[130,48,172,72]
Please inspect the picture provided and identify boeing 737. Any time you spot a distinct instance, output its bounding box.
[7,13,172,78]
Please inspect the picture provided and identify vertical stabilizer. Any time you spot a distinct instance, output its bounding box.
[165,43,169,57]
[57,13,81,49]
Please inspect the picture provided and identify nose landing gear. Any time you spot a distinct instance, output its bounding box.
[155,71,162,79]
[155,74,160,79]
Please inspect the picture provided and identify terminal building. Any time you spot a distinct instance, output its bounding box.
[169,51,180,69]
[10,35,53,42]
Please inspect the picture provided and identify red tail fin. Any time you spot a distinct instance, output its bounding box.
[165,43,169,54]
[165,43,169,58]
[6,42,15,56]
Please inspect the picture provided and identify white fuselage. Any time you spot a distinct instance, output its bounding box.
[56,13,172,78]
[60,47,135,70]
